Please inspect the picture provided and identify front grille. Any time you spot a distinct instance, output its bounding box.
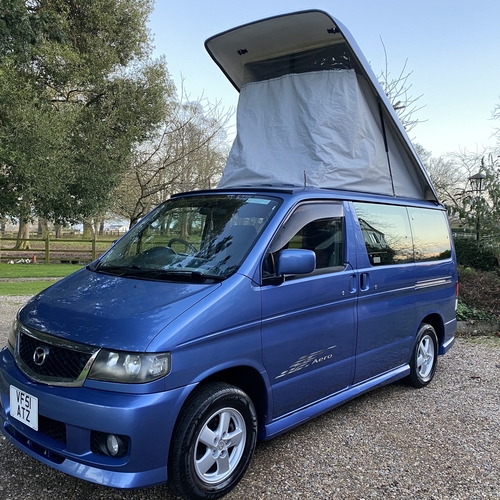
[15,326,99,386]
[19,333,90,378]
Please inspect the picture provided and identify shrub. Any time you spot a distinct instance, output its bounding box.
[458,266,500,320]
[454,237,498,271]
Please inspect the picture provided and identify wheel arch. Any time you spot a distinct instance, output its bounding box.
[419,312,445,347]
[174,365,269,440]
[203,366,268,436]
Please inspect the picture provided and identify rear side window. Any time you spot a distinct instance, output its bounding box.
[353,202,413,266]
[408,207,451,261]
[354,202,452,266]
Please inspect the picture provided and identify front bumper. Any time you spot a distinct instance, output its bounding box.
[0,347,191,489]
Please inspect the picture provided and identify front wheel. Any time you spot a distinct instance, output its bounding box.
[406,323,438,388]
[168,382,258,500]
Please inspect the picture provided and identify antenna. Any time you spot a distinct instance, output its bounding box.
[303,170,307,188]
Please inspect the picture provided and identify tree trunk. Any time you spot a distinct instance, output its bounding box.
[37,218,49,238]
[129,216,139,229]
[55,224,63,238]
[15,219,31,250]
[83,221,94,239]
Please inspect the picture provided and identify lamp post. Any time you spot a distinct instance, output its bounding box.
[468,171,486,244]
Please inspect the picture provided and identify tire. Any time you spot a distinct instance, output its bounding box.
[406,323,438,388]
[168,382,258,500]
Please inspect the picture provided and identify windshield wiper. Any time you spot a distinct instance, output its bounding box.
[145,270,226,282]
[93,265,225,282]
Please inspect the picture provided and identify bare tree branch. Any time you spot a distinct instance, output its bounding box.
[110,85,233,226]
[377,39,426,133]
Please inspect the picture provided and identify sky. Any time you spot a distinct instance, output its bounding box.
[148,0,500,157]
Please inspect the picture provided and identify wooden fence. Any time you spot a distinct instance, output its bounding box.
[0,235,115,264]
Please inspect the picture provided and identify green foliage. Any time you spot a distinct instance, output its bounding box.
[456,298,497,322]
[454,237,498,271]
[458,265,500,321]
[452,155,500,244]
[0,0,173,224]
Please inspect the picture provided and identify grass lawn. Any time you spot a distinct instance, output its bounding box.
[0,263,83,278]
[0,281,57,296]
[0,263,83,296]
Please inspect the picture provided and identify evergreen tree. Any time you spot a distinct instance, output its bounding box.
[0,0,173,228]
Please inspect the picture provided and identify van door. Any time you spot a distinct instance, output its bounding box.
[261,202,357,418]
[351,201,416,383]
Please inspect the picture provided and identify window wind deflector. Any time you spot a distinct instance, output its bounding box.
[94,264,143,277]
[86,261,100,271]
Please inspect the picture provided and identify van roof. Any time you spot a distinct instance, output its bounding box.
[173,186,444,210]
[205,10,439,203]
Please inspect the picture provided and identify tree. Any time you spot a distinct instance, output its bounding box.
[493,99,500,144]
[0,0,172,236]
[377,41,425,133]
[414,144,470,209]
[111,92,232,227]
[456,153,500,241]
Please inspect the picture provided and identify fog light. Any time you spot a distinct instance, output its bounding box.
[92,430,129,457]
[107,434,125,457]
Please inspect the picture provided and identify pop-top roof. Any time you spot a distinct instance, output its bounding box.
[205,10,438,202]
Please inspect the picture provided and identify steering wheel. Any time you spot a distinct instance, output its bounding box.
[167,238,197,254]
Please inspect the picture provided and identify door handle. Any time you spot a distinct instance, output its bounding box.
[349,274,357,294]
[360,273,370,291]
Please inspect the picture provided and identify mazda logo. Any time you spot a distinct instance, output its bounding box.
[33,346,49,366]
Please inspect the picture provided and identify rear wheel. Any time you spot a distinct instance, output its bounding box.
[406,323,438,388]
[169,383,258,500]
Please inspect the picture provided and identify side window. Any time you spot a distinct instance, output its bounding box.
[408,207,451,261]
[353,202,413,266]
[265,202,344,277]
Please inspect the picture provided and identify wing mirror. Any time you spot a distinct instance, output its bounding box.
[276,249,316,276]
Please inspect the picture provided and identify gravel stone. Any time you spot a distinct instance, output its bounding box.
[1,296,499,499]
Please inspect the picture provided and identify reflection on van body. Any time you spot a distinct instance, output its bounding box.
[0,189,458,500]
[355,202,453,266]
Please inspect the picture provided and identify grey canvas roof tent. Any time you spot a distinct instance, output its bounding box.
[205,10,438,202]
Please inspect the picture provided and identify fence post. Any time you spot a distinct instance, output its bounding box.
[45,235,50,265]
[92,234,96,262]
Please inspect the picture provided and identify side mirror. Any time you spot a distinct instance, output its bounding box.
[276,249,316,276]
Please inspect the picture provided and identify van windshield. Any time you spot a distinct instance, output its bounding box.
[94,194,281,281]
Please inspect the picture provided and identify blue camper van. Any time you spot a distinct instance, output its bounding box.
[0,11,457,500]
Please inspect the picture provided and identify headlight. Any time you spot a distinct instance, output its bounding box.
[88,350,171,383]
[8,317,20,354]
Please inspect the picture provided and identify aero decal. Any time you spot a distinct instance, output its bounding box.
[275,345,337,379]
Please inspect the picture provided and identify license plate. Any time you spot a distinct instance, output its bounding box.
[10,386,39,431]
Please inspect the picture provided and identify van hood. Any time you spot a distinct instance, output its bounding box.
[18,268,220,351]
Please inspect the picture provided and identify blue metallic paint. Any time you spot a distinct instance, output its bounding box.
[0,187,458,490]
[18,269,220,351]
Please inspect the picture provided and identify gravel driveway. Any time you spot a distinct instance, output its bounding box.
[1,296,499,500]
